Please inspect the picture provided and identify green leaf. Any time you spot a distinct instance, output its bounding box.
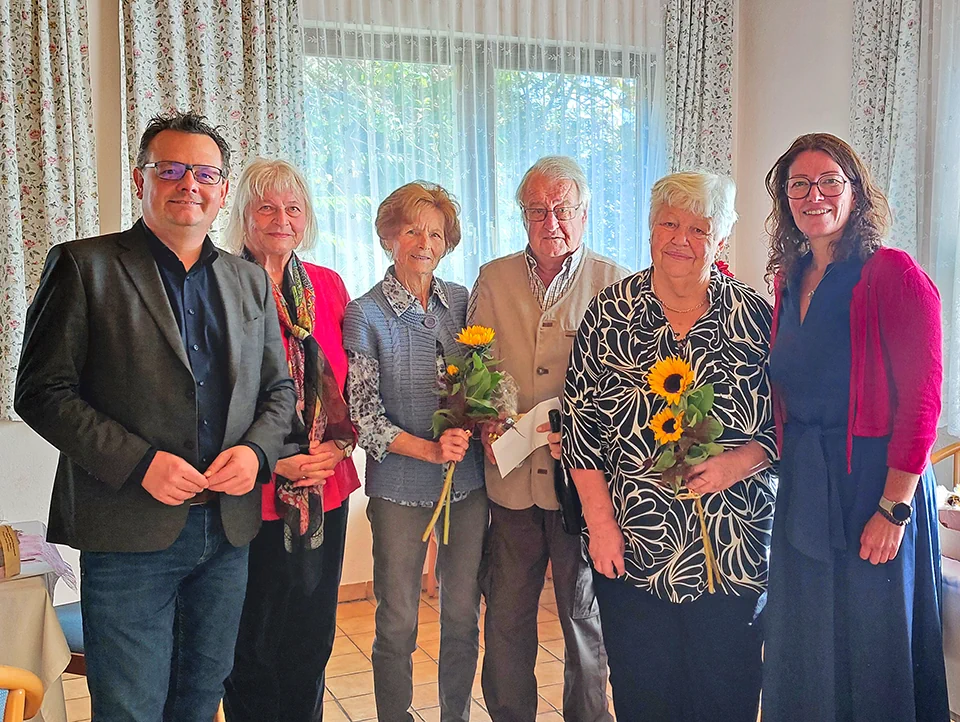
[444,355,467,371]
[685,406,702,428]
[431,408,455,437]
[686,388,703,410]
[696,385,715,415]
[466,398,499,416]
[685,445,708,464]
[701,442,724,457]
[651,448,676,472]
[701,417,723,442]
[450,382,461,395]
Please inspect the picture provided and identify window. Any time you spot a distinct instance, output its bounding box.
[301,28,664,298]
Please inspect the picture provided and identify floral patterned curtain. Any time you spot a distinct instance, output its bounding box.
[662,0,735,175]
[119,0,306,236]
[849,0,921,256]
[0,0,99,420]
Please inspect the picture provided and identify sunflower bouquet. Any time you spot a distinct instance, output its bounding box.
[646,356,725,592]
[422,325,516,544]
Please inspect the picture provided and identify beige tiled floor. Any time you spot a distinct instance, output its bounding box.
[64,581,614,721]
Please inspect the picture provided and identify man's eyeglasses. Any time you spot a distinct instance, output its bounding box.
[785,174,848,200]
[140,161,225,186]
[520,203,583,223]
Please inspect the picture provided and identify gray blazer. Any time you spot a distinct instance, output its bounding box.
[14,221,297,552]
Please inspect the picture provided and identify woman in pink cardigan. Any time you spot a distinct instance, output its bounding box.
[761,133,948,721]
[221,159,361,722]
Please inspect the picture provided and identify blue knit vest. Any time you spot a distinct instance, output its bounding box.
[343,276,485,503]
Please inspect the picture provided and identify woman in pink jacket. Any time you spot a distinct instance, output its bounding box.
[762,133,948,721]
[222,158,361,722]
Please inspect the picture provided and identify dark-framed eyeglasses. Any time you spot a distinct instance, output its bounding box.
[785,174,848,200]
[140,161,225,185]
[520,202,583,223]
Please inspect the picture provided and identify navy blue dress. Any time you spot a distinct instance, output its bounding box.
[764,254,949,721]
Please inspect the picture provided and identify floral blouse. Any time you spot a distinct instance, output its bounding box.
[563,267,778,603]
[346,270,467,508]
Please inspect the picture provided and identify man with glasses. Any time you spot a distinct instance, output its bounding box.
[15,111,296,722]
[468,156,626,722]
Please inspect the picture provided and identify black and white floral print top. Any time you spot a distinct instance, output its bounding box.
[563,267,778,603]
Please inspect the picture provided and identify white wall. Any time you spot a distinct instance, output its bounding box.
[732,0,854,291]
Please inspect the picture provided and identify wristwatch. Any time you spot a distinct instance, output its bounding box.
[334,439,354,459]
[878,496,912,526]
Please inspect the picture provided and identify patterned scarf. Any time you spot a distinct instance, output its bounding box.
[244,250,353,554]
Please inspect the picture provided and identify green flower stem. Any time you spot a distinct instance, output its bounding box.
[422,461,457,544]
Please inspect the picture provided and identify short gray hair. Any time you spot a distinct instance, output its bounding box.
[223,158,318,255]
[649,172,738,240]
[515,155,592,209]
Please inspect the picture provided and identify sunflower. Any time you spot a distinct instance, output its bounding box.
[649,408,684,444]
[446,364,460,376]
[647,357,695,405]
[457,325,496,347]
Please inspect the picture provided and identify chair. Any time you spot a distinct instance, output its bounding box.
[932,441,960,489]
[0,665,44,722]
[53,602,85,676]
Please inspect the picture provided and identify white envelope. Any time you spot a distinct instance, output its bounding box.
[491,397,561,476]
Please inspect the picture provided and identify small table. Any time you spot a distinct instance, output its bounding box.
[0,524,70,722]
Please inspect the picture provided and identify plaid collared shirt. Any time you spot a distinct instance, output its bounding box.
[524,243,585,311]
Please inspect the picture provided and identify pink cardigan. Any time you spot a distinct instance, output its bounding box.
[772,247,943,475]
[262,262,361,521]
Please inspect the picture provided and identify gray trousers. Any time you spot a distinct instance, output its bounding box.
[367,489,487,722]
[480,502,612,722]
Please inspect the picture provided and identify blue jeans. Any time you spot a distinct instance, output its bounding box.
[79,504,250,722]
[367,489,488,722]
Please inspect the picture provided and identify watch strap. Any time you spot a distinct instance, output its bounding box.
[334,438,354,457]
[878,496,911,525]
[877,505,906,526]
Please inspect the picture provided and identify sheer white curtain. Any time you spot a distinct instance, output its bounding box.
[919,0,960,433]
[298,0,665,298]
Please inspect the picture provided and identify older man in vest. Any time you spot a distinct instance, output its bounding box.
[468,156,626,722]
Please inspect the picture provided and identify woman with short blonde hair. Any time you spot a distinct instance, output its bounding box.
[565,171,775,721]
[222,157,361,722]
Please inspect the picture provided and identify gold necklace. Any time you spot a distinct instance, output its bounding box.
[652,275,709,314]
[806,264,836,298]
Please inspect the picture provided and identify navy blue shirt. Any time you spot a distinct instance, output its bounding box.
[143,223,230,470]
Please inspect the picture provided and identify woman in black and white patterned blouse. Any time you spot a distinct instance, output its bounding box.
[563,172,777,722]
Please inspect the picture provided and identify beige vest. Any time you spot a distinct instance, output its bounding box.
[470,249,629,510]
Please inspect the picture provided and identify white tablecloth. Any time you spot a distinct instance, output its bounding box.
[0,574,70,722]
